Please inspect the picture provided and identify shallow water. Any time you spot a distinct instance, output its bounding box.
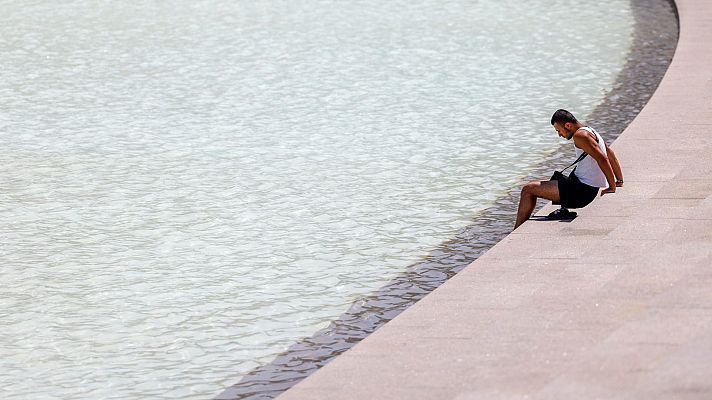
[0,1,641,399]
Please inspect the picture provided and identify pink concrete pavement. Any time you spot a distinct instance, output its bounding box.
[277,0,712,398]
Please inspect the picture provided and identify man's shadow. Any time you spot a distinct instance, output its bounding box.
[529,207,578,223]
[529,216,578,222]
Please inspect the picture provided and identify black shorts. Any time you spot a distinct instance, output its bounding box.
[553,173,599,209]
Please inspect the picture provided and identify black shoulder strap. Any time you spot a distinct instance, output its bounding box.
[562,152,587,173]
[561,126,599,172]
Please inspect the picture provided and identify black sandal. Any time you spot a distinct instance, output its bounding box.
[546,208,577,220]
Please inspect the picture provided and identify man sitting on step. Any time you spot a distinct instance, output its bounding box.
[514,109,624,229]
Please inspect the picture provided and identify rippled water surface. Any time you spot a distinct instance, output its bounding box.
[1,1,638,399]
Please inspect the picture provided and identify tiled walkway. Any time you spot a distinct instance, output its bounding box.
[277,0,712,398]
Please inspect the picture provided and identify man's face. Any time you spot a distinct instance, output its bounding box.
[553,122,574,139]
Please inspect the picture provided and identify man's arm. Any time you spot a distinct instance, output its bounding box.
[573,130,616,195]
[605,143,624,186]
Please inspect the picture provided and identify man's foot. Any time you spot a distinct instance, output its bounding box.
[546,208,577,220]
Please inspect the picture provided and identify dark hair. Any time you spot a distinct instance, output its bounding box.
[551,109,578,125]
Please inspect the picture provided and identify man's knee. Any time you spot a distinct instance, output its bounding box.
[521,181,539,196]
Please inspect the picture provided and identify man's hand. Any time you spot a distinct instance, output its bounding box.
[600,187,616,196]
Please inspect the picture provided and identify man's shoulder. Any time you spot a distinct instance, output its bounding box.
[574,127,598,139]
[572,128,588,138]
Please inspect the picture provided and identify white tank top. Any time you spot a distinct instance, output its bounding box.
[573,127,608,188]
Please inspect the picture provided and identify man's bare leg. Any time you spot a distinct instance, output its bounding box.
[514,180,561,229]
